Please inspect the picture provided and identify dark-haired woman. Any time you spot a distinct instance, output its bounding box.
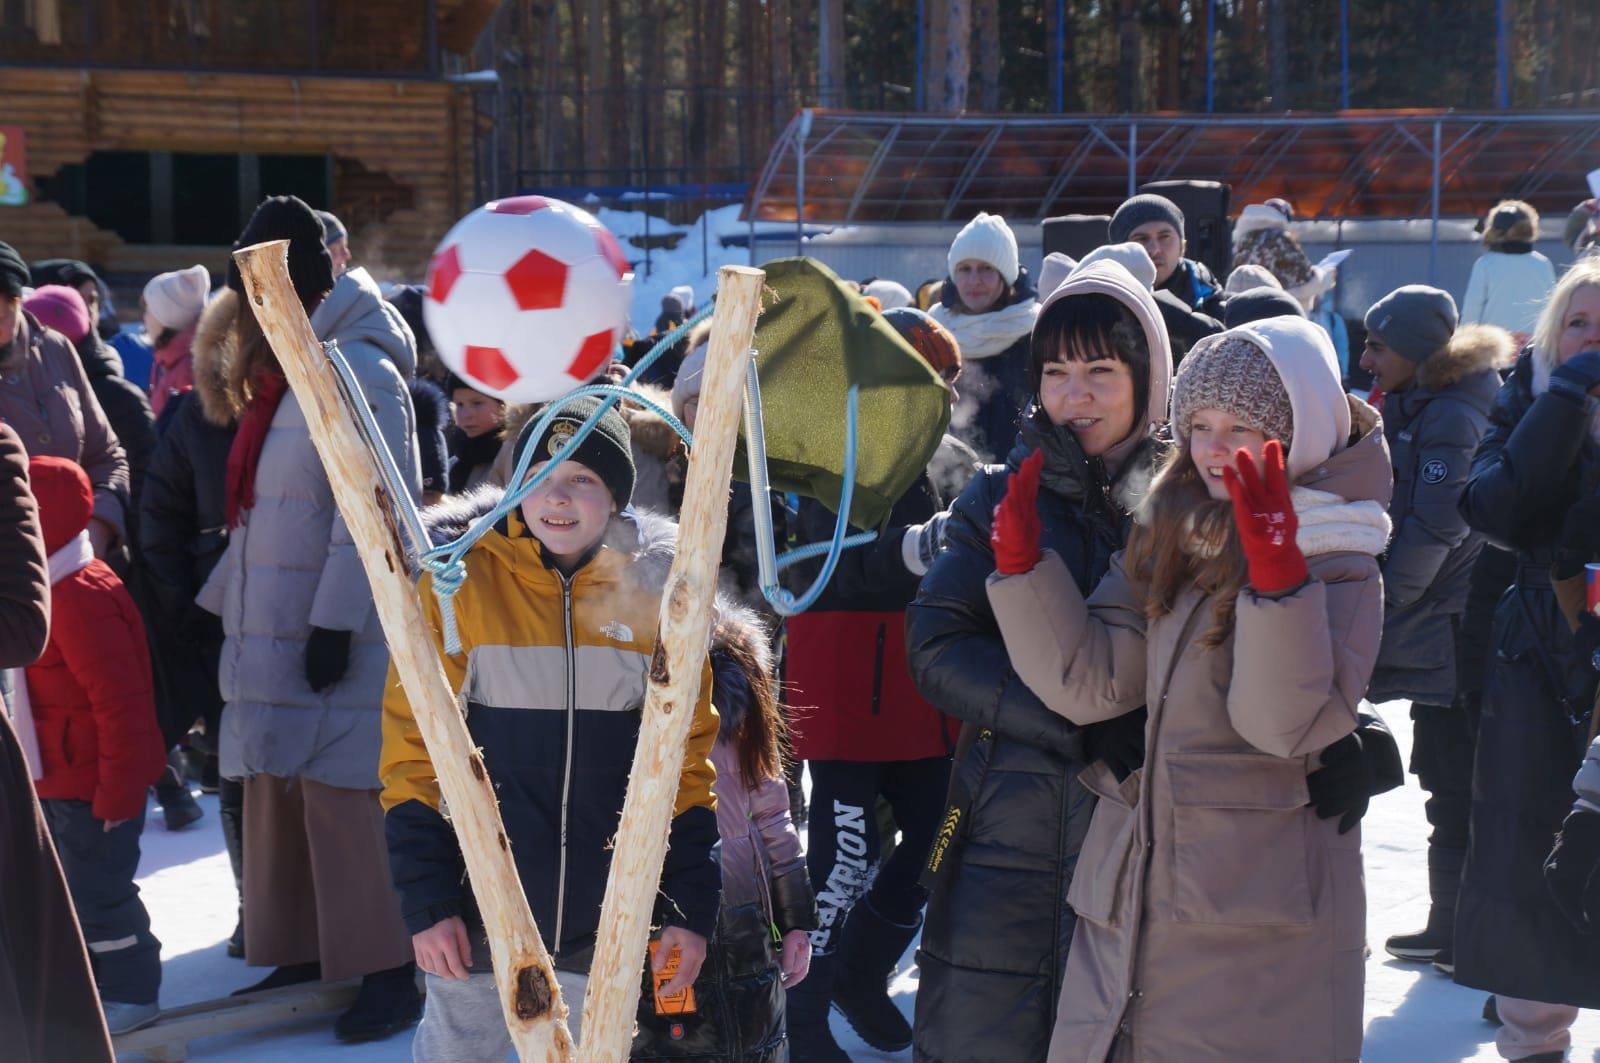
[984,317,1389,1062]
[906,259,1172,1062]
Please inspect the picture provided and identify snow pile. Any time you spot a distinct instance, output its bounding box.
[594,204,797,339]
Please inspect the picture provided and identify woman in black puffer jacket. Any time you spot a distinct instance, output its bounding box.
[1454,259,1600,1056]
[906,260,1171,1063]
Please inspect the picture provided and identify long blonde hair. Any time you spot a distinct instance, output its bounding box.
[1123,445,1250,648]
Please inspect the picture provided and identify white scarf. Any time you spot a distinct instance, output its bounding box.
[1290,485,1392,558]
[929,298,1040,360]
[5,531,95,780]
[1182,485,1391,561]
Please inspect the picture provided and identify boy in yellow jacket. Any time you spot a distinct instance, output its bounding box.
[380,396,719,1057]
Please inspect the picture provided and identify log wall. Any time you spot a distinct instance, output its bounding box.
[0,68,475,281]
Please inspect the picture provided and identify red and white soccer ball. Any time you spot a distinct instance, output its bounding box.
[423,196,634,403]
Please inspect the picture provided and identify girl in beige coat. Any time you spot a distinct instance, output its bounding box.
[986,316,1392,1062]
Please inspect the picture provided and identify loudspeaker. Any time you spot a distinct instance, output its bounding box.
[1139,180,1232,279]
[1041,214,1111,263]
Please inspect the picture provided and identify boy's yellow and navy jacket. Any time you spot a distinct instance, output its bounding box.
[380,492,720,965]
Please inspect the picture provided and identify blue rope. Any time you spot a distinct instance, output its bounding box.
[412,299,877,648]
[418,308,710,654]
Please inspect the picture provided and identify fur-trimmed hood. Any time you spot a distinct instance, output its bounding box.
[1415,322,1515,393]
[190,288,239,428]
[421,485,771,740]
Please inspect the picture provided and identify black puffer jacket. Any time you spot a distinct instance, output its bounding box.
[905,408,1164,1063]
[1455,352,1600,1008]
[136,301,237,744]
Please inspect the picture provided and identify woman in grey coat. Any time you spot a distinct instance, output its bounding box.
[196,198,423,1041]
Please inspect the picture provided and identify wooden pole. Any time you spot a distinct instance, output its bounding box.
[577,264,766,1059]
[233,241,575,1062]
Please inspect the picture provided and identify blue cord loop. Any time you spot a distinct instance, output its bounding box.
[334,296,876,651]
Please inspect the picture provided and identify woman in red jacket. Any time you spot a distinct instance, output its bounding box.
[23,455,166,1033]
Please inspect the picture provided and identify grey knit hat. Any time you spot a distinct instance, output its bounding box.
[315,210,348,244]
[1109,194,1186,244]
[1364,285,1458,364]
[1172,334,1294,451]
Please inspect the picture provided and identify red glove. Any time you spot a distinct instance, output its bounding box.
[991,449,1045,575]
[1222,439,1309,594]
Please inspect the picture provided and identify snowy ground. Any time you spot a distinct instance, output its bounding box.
[120,701,1600,1061]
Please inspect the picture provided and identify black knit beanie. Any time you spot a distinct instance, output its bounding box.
[226,195,336,311]
[512,395,636,508]
[0,242,29,298]
[1223,287,1307,329]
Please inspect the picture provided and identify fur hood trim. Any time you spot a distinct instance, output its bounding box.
[419,485,772,737]
[1416,323,1515,393]
[625,382,685,461]
[191,288,240,428]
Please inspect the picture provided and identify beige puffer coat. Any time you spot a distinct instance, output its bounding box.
[987,323,1392,1062]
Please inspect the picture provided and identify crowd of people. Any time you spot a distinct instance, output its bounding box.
[2,184,1599,1063]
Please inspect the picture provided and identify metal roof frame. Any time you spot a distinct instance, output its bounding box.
[747,109,1600,233]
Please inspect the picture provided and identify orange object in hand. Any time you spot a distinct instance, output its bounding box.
[649,940,698,1016]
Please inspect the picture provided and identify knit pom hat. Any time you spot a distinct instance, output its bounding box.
[0,241,29,298]
[511,395,636,509]
[1109,195,1185,244]
[1171,334,1294,452]
[882,306,962,381]
[226,195,335,311]
[1364,285,1458,364]
[143,264,210,333]
[23,285,91,343]
[947,212,1020,285]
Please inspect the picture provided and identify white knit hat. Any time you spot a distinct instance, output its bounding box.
[143,264,210,332]
[1076,243,1156,291]
[863,278,913,309]
[947,212,1020,285]
[670,284,696,314]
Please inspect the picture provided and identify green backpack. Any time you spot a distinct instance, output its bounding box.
[737,258,951,532]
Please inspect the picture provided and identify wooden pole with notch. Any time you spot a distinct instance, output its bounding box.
[233,241,574,1061]
[577,264,765,1059]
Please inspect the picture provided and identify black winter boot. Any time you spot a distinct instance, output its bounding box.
[786,951,850,1063]
[334,962,422,1042]
[220,779,246,957]
[232,961,321,995]
[155,753,204,830]
[1384,845,1464,963]
[832,896,919,1052]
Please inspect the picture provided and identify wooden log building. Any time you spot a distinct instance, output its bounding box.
[0,1,497,294]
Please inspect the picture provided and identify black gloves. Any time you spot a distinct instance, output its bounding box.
[305,626,353,693]
[1307,716,1403,834]
[1550,350,1600,400]
[1082,707,1148,782]
[1545,807,1600,932]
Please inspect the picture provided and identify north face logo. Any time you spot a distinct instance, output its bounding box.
[601,621,634,642]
